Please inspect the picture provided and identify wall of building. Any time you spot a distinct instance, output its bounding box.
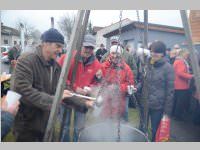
[105,27,186,50]
[1,34,20,46]
[96,19,132,49]
[11,35,21,46]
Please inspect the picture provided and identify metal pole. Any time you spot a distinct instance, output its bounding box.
[180,10,200,104]
[51,17,54,28]
[43,10,86,142]
[143,10,148,49]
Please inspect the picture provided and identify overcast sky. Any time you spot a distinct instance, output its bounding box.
[1,10,184,33]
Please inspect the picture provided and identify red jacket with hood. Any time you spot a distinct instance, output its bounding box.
[100,56,134,118]
[58,51,101,91]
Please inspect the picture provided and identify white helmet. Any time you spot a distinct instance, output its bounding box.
[110,36,119,43]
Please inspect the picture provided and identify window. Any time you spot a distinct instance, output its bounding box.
[4,40,8,45]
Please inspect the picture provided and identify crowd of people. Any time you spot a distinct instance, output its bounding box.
[1,27,200,142]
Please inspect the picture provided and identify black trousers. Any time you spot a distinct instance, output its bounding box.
[15,129,44,142]
[173,89,190,120]
[148,108,163,142]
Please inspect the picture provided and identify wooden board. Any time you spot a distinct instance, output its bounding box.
[189,10,200,43]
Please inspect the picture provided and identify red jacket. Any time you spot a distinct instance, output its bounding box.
[173,58,193,90]
[58,51,101,91]
[100,56,134,118]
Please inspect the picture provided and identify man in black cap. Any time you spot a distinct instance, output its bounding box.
[10,28,94,142]
[95,43,107,62]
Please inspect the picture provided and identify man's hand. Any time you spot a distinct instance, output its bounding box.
[96,69,103,79]
[11,60,17,67]
[62,90,73,99]
[1,96,20,116]
[85,100,94,108]
[76,87,87,95]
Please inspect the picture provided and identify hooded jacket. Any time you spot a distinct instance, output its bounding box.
[58,51,101,90]
[100,56,134,118]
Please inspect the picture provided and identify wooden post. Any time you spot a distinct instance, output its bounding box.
[70,10,91,88]
[51,17,54,28]
[0,11,1,47]
[143,10,148,49]
[180,10,200,104]
[59,10,90,142]
[142,10,149,134]
[43,10,87,142]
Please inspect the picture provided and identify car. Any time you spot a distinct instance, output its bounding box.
[1,46,11,63]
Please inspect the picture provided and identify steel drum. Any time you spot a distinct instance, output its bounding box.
[78,121,148,142]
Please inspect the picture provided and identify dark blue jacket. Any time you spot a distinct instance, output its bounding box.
[1,111,14,140]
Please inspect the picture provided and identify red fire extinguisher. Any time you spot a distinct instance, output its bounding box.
[156,115,170,142]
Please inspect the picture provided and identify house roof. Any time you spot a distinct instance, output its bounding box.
[92,26,104,34]
[1,24,20,36]
[103,21,185,38]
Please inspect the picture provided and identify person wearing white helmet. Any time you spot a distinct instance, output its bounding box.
[100,38,138,122]
[100,45,135,120]
[110,36,119,45]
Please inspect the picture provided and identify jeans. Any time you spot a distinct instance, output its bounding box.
[148,108,163,142]
[60,106,86,142]
[73,111,86,142]
[123,96,129,122]
[138,102,145,132]
[60,105,72,142]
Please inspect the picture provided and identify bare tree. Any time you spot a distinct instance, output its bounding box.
[87,20,93,34]
[58,13,76,43]
[15,19,35,41]
[58,13,95,42]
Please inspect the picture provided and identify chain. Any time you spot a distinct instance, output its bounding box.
[116,10,123,142]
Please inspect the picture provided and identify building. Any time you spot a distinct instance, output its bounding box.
[95,18,132,48]
[1,23,21,46]
[102,21,187,50]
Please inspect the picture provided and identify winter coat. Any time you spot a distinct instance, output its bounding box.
[147,58,174,116]
[10,46,61,134]
[95,48,107,62]
[100,50,138,81]
[58,51,101,91]
[1,111,14,140]
[173,58,193,90]
[100,56,134,118]
[8,46,21,62]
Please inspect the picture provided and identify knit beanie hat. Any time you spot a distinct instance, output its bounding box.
[110,45,123,55]
[150,41,166,56]
[40,28,64,44]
